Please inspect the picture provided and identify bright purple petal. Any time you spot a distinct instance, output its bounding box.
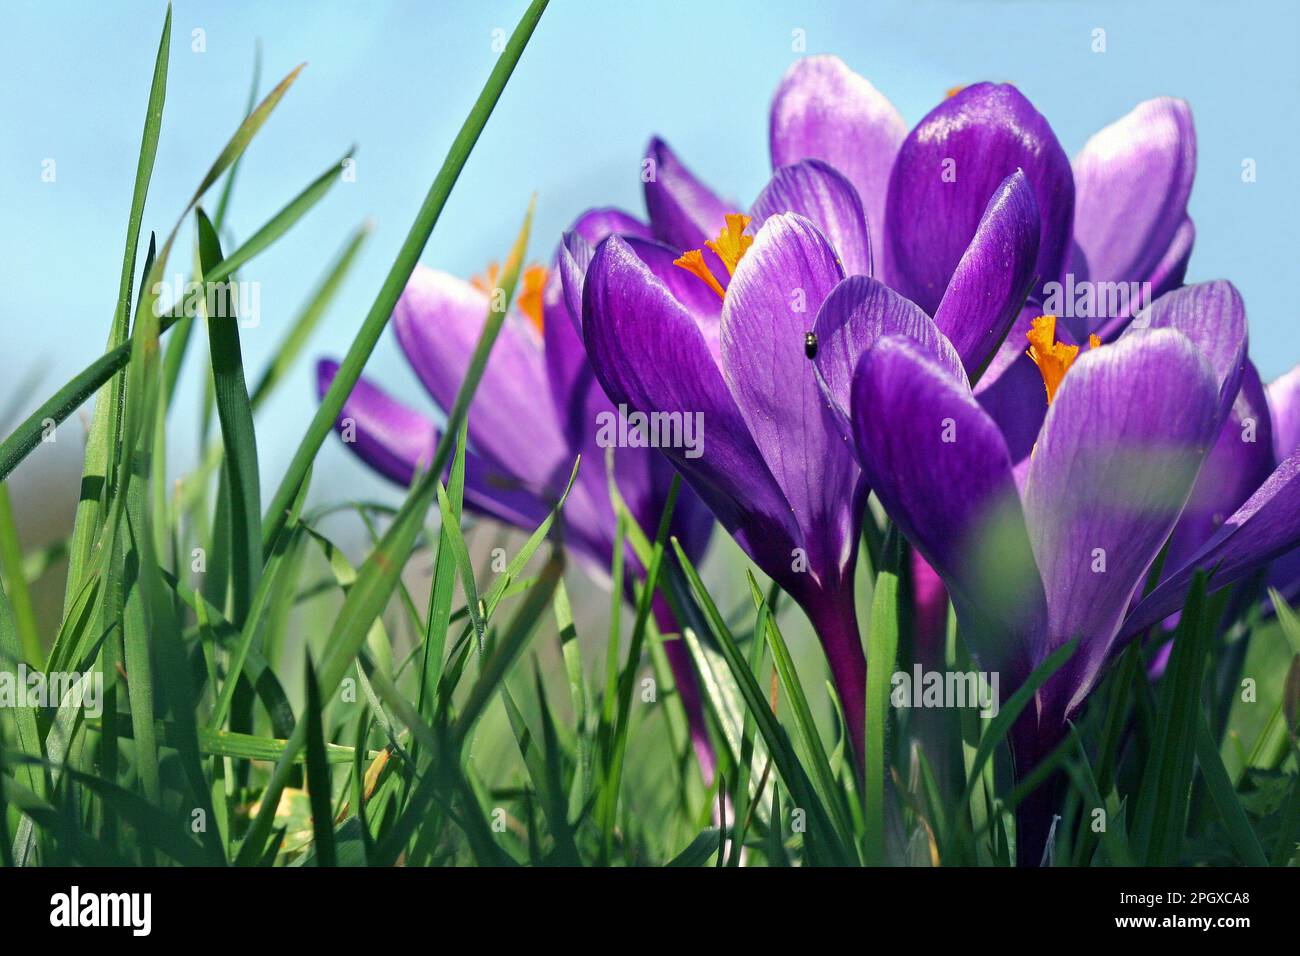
[720,213,858,587]
[1072,98,1196,291]
[1023,329,1220,713]
[317,359,551,532]
[643,136,731,252]
[932,170,1041,376]
[1267,361,1300,463]
[749,159,871,277]
[768,55,906,270]
[884,83,1074,315]
[851,335,1045,676]
[392,266,569,488]
[1163,362,1276,574]
[812,274,966,437]
[1125,280,1247,427]
[1127,448,1300,635]
[582,235,798,576]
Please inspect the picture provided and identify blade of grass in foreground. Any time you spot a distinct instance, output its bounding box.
[236,200,535,865]
[196,209,261,625]
[0,485,41,665]
[62,4,171,615]
[1132,575,1212,865]
[863,532,903,864]
[304,654,336,867]
[260,0,550,553]
[671,537,854,865]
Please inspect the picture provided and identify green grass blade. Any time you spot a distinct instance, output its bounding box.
[863,544,902,864]
[196,209,260,623]
[1193,710,1268,865]
[0,485,41,665]
[303,654,336,867]
[236,200,537,864]
[959,636,1080,811]
[62,5,170,613]
[670,537,853,865]
[1132,574,1211,864]
[746,574,855,847]
[260,0,550,552]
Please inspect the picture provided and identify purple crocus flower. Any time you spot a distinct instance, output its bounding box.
[849,277,1300,862]
[576,110,1040,762]
[774,58,1215,684]
[315,213,718,778]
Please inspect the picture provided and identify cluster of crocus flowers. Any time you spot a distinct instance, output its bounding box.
[319,53,1300,863]
[316,210,718,779]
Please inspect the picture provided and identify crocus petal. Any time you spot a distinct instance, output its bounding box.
[749,159,871,277]
[317,359,434,486]
[1023,329,1220,713]
[851,335,1045,677]
[932,170,1041,376]
[721,213,858,585]
[1090,217,1196,343]
[1127,448,1300,635]
[547,209,651,444]
[1163,362,1275,574]
[582,235,798,575]
[1267,361,1300,463]
[884,83,1074,315]
[317,359,551,532]
[393,266,570,487]
[1125,280,1247,428]
[812,274,966,439]
[974,307,1059,470]
[643,136,731,251]
[1071,98,1196,291]
[768,55,906,269]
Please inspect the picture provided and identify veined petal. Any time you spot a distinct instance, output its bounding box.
[582,235,799,577]
[392,266,570,488]
[1163,362,1275,575]
[317,359,435,486]
[1127,448,1300,635]
[850,335,1044,676]
[1125,280,1247,428]
[768,55,906,270]
[1023,329,1220,714]
[750,159,872,277]
[1267,361,1300,463]
[1072,98,1196,291]
[721,213,858,585]
[1090,216,1196,342]
[812,274,966,439]
[974,307,1057,470]
[884,83,1074,315]
[643,136,731,252]
[316,359,551,532]
[933,169,1041,376]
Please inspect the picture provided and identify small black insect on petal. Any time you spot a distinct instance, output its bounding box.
[804,331,818,359]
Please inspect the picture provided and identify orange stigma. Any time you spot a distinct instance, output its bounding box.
[706,213,753,276]
[517,264,547,332]
[673,213,753,298]
[673,249,726,299]
[472,262,548,333]
[1026,315,1100,405]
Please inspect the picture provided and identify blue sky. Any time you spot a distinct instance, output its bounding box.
[3,0,1297,503]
